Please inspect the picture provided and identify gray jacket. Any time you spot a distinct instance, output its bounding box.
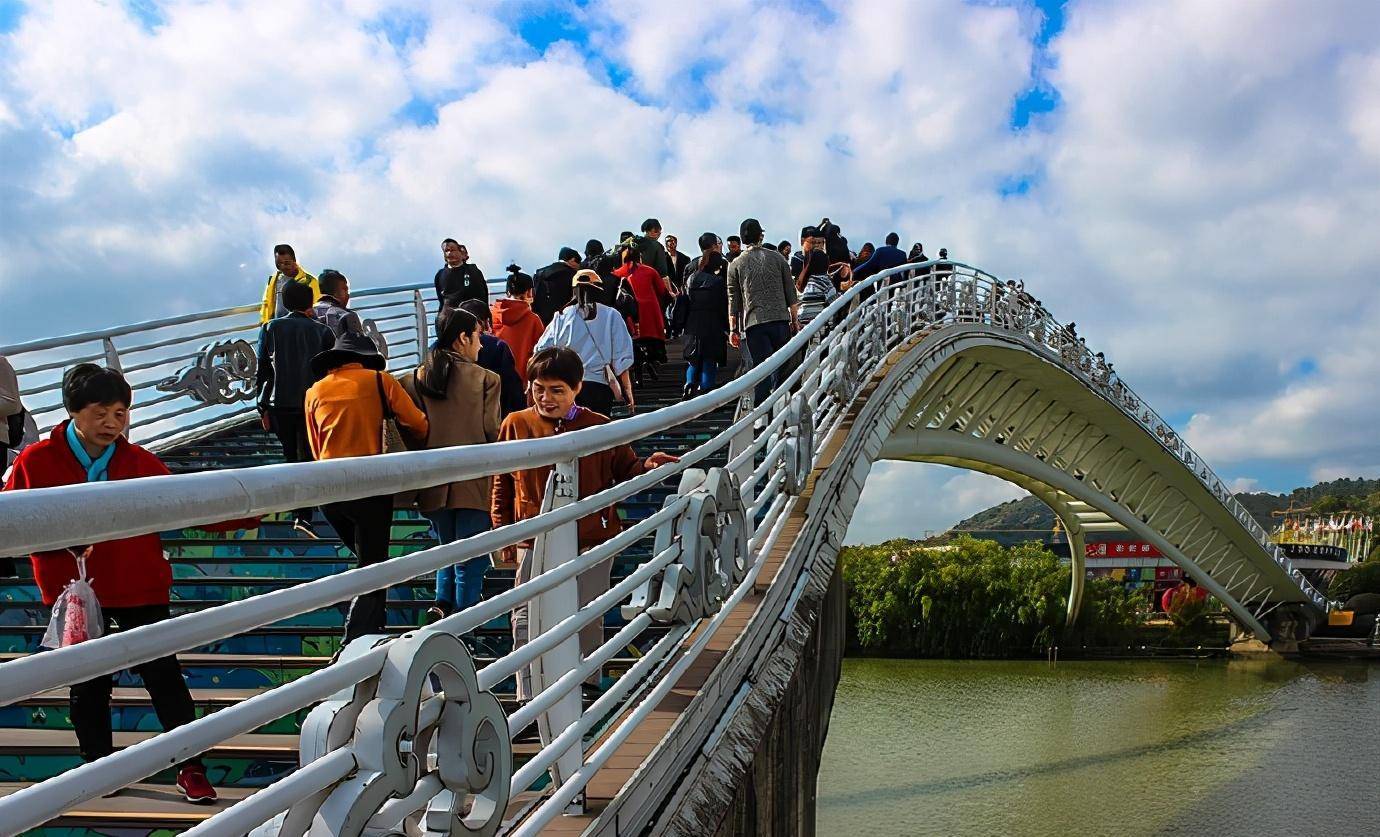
[727,245,797,330]
[313,296,364,338]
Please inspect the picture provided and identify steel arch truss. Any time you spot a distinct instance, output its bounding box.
[875,327,1328,640]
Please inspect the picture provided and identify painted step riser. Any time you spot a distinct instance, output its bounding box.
[0,754,298,787]
[0,705,307,736]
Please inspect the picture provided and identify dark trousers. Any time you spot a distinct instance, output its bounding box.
[577,380,615,416]
[69,604,200,767]
[320,494,395,644]
[268,409,313,522]
[745,321,793,405]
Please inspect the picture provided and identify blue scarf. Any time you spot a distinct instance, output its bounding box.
[65,422,115,483]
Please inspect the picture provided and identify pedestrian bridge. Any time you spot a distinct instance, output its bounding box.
[0,262,1332,834]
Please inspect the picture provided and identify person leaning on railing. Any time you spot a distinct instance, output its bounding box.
[1,364,260,803]
[491,347,678,701]
[303,333,428,644]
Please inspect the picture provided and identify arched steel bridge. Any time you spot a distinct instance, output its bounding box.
[0,261,1331,835]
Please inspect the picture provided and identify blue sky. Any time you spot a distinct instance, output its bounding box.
[2,0,1378,537]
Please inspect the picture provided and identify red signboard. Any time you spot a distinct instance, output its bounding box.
[1085,541,1162,558]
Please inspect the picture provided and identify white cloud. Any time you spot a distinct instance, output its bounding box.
[1229,477,1260,494]
[844,462,1027,544]
[2,0,1379,531]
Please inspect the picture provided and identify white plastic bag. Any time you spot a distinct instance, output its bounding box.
[41,548,103,649]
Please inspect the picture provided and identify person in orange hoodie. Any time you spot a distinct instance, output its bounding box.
[491,347,678,699]
[491,264,544,387]
[303,333,428,643]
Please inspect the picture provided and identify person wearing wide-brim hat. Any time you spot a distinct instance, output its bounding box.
[303,331,428,644]
[308,332,387,378]
[532,268,636,416]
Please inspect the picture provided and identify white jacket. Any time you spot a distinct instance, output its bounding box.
[535,303,636,384]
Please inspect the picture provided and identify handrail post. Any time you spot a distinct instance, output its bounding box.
[412,290,429,357]
[527,457,587,812]
[102,337,122,372]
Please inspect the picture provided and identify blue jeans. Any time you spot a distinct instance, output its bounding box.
[424,508,492,613]
[685,360,718,391]
[745,321,792,404]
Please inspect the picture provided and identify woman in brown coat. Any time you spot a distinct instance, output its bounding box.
[402,306,501,620]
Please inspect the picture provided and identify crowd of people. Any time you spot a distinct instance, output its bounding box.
[0,214,946,803]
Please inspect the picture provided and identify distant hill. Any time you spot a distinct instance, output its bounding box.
[951,496,1056,534]
[949,477,1380,535]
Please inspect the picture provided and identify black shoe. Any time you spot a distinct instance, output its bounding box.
[682,383,698,399]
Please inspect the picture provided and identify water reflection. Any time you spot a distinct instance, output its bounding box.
[817,658,1380,836]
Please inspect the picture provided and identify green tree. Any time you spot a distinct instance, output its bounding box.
[842,536,1145,658]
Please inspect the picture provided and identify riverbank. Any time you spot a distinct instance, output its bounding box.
[817,657,1380,836]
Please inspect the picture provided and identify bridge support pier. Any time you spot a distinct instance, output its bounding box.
[1228,605,1319,655]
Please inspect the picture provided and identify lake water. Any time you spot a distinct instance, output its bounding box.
[817,657,1380,836]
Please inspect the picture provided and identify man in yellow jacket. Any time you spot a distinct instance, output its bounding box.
[260,244,320,323]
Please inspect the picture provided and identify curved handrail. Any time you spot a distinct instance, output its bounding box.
[0,259,1329,835]
[3,281,490,450]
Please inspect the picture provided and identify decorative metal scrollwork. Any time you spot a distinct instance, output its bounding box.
[781,395,815,496]
[701,469,751,598]
[278,631,511,837]
[155,339,257,404]
[361,318,390,360]
[831,331,860,403]
[625,467,749,625]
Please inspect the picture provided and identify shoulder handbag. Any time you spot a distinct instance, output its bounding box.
[615,270,640,323]
[376,372,410,454]
[577,313,628,404]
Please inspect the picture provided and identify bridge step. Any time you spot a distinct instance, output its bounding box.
[0,781,259,829]
[0,345,739,830]
[0,728,544,785]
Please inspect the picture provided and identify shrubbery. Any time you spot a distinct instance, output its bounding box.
[1329,558,1380,602]
[842,536,1145,657]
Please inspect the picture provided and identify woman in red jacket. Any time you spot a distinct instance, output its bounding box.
[613,242,674,388]
[3,365,258,803]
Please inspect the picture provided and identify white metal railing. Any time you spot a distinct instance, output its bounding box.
[0,261,1327,835]
[1,279,503,452]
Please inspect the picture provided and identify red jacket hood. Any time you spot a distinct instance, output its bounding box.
[492,298,538,328]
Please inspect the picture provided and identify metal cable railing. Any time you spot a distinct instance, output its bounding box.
[0,261,1328,835]
[2,280,505,451]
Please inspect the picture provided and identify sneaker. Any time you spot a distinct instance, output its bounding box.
[176,765,217,803]
[292,518,320,539]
